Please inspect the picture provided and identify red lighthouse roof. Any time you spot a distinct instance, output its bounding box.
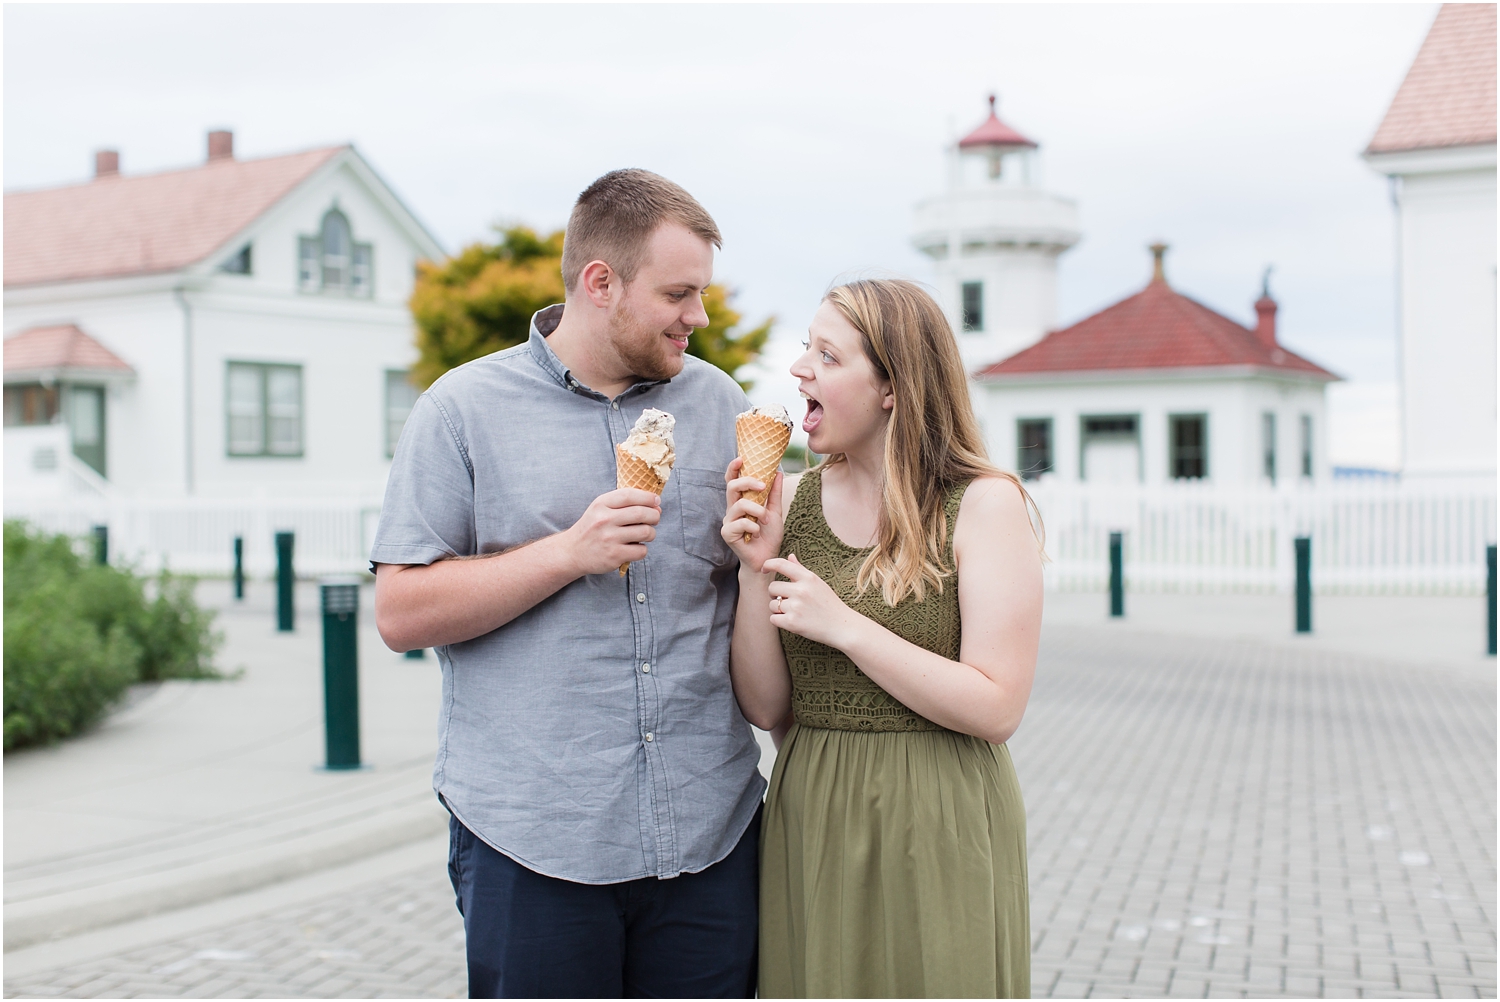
[958,95,1038,150]
[975,246,1338,382]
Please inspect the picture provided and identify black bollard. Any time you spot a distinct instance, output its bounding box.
[404,648,426,659]
[1487,544,1496,657]
[92,524,108,566]
[233,536,245,601]
[1295,536,1312,634]
[1109,532,1124,618]
[275,531,295,632]
[321,579,362,770]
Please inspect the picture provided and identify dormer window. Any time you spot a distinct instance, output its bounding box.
[299,209,372,297]
[220,244,252,275]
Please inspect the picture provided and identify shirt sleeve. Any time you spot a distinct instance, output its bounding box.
[369,390,476,567]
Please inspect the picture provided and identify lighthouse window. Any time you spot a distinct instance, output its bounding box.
[1300,414,1313,479]
[961,281,983,332]
[1261,412,1277,485]
[1016,419,1052,480]
[1169,414,1207,479]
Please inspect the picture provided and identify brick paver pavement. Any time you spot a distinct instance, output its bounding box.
[7,626,1494,999]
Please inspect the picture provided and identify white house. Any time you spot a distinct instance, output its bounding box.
[972,245,1339,488]
[3,130,445,503]
[1362,3,1497,482]
[912,97,1081,371]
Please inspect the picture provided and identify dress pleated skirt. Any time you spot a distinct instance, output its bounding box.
[759,723,1030,999]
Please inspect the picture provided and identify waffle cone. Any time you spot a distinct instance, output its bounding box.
[735,414,793,541]
[616,444,668,574]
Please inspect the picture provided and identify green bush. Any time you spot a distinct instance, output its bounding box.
[3,520,223,749]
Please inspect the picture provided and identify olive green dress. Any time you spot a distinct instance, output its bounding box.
[759,467,1030,999]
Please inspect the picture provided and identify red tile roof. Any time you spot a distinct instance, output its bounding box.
[958,96,1038,150]
[975,275,1338,382]
[4,324,135,375]
[3,146,343,288]
[1367,3,1497,155]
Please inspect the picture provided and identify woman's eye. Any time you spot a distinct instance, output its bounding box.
[800,340,810,349]
[821,351,835,364]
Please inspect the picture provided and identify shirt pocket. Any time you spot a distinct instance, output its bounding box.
[673,466,734,567]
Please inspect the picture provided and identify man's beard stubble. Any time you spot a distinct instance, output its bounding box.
[608,301,686,383]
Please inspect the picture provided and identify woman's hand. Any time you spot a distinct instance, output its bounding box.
[722,457,785,573]
[763,554,860,649]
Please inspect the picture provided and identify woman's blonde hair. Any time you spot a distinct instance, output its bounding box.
[820,278,1043,606]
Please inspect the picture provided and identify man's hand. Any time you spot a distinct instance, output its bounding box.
[560,488,663,577]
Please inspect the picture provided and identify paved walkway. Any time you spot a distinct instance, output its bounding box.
[4,590,1494,998]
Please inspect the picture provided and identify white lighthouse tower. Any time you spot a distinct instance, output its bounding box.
[912,96,1081,370]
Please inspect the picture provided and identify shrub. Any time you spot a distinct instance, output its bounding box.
[3,521,223,749]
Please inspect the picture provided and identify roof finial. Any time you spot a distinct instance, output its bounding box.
[988,93,997,115]
[1260,264,1273,299]
[1149,241,1169,283]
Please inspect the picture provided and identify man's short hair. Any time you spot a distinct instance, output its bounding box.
[561,169,722,293]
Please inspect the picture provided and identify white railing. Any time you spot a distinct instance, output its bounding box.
[3,495,384,578]
[4,479,1495,593]
[1027,479,1497,595]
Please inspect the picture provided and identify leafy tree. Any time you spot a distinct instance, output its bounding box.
[410,226,772,390]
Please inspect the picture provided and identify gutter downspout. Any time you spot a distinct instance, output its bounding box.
[1387,173,1404,479]
[174,286,195,495]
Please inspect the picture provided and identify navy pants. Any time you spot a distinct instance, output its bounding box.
[447,809,759,999]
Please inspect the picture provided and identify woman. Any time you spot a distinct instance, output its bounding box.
[721,278,1044,998]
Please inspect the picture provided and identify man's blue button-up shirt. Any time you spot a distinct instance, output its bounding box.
[371,305,766,883]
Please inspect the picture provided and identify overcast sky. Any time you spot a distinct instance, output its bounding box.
[4,3,1437,467]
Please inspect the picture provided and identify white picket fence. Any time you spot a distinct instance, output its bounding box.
[4,479,1495,594]
[1027,479,1497,595]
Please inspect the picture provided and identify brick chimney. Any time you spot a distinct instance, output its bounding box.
[207,130,234,162]
[94,150,119,178]
[1253,266,1277,348]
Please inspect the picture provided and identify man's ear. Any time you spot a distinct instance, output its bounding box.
[578,259,615,310]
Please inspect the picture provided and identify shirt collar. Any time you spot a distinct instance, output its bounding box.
[526,304,675,401]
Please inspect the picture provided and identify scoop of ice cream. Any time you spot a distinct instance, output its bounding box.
[738,404,793,429]
[621,408,676,482]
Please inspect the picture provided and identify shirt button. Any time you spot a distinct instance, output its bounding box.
[611,401,619,410]
[644,732,654,742]
[636,593,646,603]
[641,663,651,673]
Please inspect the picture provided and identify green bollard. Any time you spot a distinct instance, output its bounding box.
[1108,532,1124,618]
[321,578,362,770]
[92,525,108,566]
[405,648,426,659]
[1295,536,1312,634]
[233,536,245,601]
[275,531,295,632]
[1487,545,1496,657]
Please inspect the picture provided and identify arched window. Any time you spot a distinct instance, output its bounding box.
[299,208,373,296]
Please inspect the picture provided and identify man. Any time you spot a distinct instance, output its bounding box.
[371,170,765,998]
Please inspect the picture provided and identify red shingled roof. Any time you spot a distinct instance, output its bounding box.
[4,324,135,376]
[1367,3,1497,154]
[975,276,1338,381]
[958,96,1038,150]
[4,146,343,288]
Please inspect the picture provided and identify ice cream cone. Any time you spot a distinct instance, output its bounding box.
[736,411,793,541]
[615,410,676,574]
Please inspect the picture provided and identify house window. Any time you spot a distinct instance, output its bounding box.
[3,383,59,426]
[1016,418,1053,481]
[1169,414,1207,480]
[961,281,984,332]
[1081,414,1140,483]
[1300,414,1313,479]
[227,362,303,457]
[299,209,372,297]
[220,244,252,275]
[67,385,106,476]
[1261,412,1277,484]
[385,370,420,458]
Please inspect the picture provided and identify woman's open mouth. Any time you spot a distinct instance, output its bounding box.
[802,395,824,433]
